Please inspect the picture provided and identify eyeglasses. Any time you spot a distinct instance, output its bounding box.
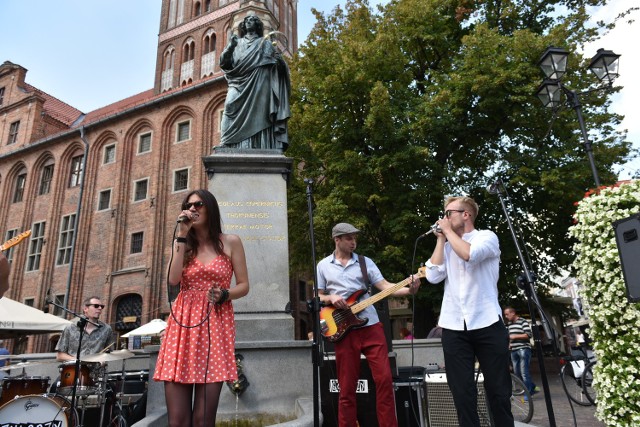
[86,304,105,309]
[183,201,204,210]
[445,209,465,218]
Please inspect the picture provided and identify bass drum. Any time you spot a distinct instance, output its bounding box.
[0,394,77,427]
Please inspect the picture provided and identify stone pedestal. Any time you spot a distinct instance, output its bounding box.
[203,151,294,341]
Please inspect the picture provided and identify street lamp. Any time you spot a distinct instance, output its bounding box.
[536,46,621,188]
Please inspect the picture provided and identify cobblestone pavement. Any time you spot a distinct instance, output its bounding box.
[524,356,604,427]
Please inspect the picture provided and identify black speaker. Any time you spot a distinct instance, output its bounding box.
[394,377,427,427]
[613,213,640,302]
[320,355,379,427]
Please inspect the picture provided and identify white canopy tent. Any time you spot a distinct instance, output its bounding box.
[0,297,72,338]
[121,318,166,337]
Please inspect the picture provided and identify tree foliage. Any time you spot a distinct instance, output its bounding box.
[286,0,633,335]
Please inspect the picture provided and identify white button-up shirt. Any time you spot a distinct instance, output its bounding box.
[425,229,502,331]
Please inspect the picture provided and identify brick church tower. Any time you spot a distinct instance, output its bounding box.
[0,0,297,354]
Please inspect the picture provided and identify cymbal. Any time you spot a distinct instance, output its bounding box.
[82,349,135,363]
[0,359,58,371]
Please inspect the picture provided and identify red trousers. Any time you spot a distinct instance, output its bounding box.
[334,323,397,427]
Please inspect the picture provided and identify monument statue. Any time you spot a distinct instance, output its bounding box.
[219,15,291,151]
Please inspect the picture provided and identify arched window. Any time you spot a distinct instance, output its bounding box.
[205,0,211,12]
[201,30,216,77]
[194,1,201,16]
[13,167,27,203]
[162,47,175,91]
[168,0,185,28]
[181,39,195,85]
[115,294,143,332]
[287,2,294,51]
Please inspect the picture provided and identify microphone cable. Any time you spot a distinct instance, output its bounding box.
[165,224,214,329]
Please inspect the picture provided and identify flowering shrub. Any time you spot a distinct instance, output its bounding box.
[569,179,640,426]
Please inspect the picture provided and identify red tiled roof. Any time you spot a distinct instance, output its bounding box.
[23,83,83,127]
[81,89,156,124]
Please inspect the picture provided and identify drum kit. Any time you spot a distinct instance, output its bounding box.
[0,349,147,427]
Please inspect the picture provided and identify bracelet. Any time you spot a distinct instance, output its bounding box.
[175,237,187,244]
[217,288,229,304]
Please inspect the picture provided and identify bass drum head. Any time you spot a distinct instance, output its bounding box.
[0,394,76,427]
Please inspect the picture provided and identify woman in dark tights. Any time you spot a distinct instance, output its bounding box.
[153,189,250,426]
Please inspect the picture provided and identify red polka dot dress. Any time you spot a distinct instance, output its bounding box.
[154,255,238,383]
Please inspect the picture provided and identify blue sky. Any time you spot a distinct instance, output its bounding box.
[1,0,637,177]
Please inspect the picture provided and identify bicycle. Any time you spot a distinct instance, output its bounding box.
[510,372,534,423]
[582,359,597,405]
[559,348,596,406]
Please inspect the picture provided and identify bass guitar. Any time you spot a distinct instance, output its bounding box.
[0,230,32,252]
[319,266,425,343]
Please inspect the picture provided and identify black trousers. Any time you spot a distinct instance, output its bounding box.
[442,320,514,427]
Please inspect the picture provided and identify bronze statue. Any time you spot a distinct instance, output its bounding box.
[219,15,291,151]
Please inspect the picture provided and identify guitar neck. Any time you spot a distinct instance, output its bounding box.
[350,275,416,315]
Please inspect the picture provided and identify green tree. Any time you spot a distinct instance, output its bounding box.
[287,0,633,336]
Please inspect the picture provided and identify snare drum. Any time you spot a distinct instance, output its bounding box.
[58,361,100,396]
[0,394,76,427]
[0,376,50,405]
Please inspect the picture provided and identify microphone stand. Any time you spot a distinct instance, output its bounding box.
[47,298,101,417]
[304,178,322,427]
[489,181,557,427]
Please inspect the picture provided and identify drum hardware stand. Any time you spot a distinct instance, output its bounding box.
[47,297,102,425]
[98,362,111,427]
[107,359,129,427]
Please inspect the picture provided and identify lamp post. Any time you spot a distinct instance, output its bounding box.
[536,46,621,188]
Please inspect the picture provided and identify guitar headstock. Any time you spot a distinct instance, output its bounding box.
[0,230,32,252]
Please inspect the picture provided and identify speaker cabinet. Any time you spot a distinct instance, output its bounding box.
[613,213,640,302]
[394,379,427,427]
[320,355,380,427]
[424,372,493,427]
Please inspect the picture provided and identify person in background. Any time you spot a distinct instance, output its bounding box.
[154,189,250,427]
[56,296,115,361]
[427,324,443,339]
[0,340,10,381]
[317,222,421,427]
[425,196,514,427]
[504,306,537,395]
[400,327,414,340]
[0,253,10,298]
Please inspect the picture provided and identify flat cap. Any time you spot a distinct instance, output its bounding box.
[332,223,360,238]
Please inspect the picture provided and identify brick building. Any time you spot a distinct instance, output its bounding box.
[0,0,298,354]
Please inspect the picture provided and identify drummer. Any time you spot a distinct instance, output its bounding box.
[56,296,115,361]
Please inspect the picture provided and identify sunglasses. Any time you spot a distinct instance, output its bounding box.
[183,201,205,210]
[445,209,465,217]
[86,304,105,309]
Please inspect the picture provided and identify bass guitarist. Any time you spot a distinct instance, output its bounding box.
[317,222,421,427]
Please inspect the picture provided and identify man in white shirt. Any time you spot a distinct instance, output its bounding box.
[425,196,513,427]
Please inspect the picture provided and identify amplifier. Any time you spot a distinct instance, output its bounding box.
[320,354,389,427]
[394,378,427,427]
[424,372,494,427]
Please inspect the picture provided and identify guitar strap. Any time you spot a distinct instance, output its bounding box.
[358,254,371,294]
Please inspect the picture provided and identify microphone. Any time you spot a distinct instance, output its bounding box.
[177,213,199,223]
[487,179,502,195]
[43,290,52,313]
[419,223,441,238]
